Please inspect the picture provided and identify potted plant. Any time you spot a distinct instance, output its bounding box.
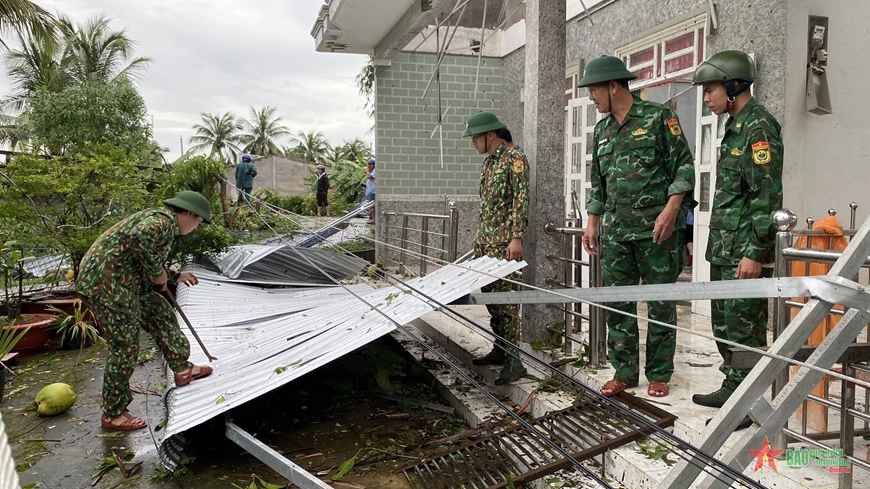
[45,299,103,350]
[0,322,30,401]
[1,240,54,356]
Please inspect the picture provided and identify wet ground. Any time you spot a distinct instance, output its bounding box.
[1,334,476,488]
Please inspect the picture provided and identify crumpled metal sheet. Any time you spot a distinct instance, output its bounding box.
[204,245,368,283]
[156,256,525,470]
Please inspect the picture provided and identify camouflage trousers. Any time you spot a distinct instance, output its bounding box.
[81,290,192,418]
[601,233,682,384]
[474,243,521,348]
[710,264,771,389]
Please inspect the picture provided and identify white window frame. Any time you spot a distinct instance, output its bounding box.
[615,14,706,90]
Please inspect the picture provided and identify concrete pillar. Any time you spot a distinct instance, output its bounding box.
[521,0,566,343]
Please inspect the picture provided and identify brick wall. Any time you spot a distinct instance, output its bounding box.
[374,51,504,262]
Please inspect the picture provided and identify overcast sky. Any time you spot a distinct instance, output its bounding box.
[1,0,372,161]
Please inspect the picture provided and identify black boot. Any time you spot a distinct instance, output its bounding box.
[495,356,527,386]
[472,345,506,366]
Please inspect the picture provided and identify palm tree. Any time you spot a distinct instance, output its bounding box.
[342,138,372,164]
[288,130,328,165]
[322,144,347,166]
[3,25,68,111]
[59,14,152,84]
[188,112,242,164]
[239,106,290,156]
[2,13,150,113]
[0,0,54,49]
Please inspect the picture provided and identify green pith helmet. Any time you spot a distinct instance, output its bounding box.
[692,50,756,85]
[164,190,212,223]
[576,55,637,87]
[462,111,507,137]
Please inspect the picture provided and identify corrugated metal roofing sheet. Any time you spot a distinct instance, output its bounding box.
[157,255,524,469]
[201,245,368,285]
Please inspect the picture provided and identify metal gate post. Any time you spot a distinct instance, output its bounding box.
[448,202,459,262]
[563,220,575,356]
[771,209,796,451]
[420,216,429,276]
[589,232,606,366]
[399,215,410,274]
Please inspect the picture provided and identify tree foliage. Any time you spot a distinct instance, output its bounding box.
[188,112,242,164]
[0,146,152,272]
[239,106,290,156]
[3,13,151,112]
[0,0,54,50]
[287,130,328,164]
[26,78,152,159]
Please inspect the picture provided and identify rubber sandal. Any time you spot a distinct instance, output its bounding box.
[648,381,669,398]
[174,364,213,387]
[600,379,638,397]
[101,411,147,431]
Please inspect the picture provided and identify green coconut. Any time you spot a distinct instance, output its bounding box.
[34,383,76,416]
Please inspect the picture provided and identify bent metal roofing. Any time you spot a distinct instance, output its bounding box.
[157,255,525,469]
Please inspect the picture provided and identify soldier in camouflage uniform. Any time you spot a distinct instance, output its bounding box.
[579,56,695,398]
[463,111,530,386]
[76,191,215,430]
[690,52,783,429]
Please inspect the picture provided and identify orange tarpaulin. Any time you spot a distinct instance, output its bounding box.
[790,215,848,433]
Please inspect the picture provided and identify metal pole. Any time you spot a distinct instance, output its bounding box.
[850,202,858,231]
[589,220,605,366]
[399,215,410,274]
[771,209,796,450]
[563,220,574,356]
[421,216,429,276]
[839,363,855,489]
[164,289,217,362]
[448,202,459,262]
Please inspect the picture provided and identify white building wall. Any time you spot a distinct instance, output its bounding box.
[785,0,870,226]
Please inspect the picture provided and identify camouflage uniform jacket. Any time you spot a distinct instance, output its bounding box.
[707,97,783,265]
[587,97,695,241]
[475,144,530,248]
[76,208,179,306]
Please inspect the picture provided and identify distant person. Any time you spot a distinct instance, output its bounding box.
[235,154,257,204]
[315,164,330,217]
[364,158,376,224]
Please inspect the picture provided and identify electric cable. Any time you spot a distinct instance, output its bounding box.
[236,199,762,489]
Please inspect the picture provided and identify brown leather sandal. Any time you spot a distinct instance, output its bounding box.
[101,411,147,431]
[600,379,638,397]
[174,365,213,387]
[648,381,669,398]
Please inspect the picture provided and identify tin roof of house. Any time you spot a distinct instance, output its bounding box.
[157,254,524,469]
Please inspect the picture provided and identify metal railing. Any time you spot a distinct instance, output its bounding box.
[772,203,869,487]
[543,217,606,365]
[383,202,459,277]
